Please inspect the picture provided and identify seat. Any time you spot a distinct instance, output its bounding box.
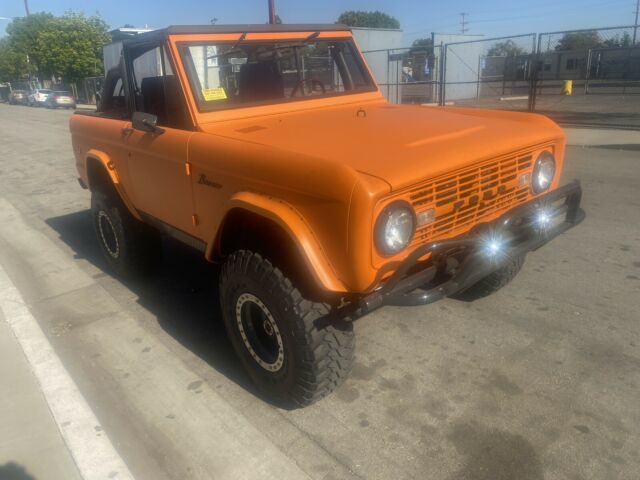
[238,61,284,102]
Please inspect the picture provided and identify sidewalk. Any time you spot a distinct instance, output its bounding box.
[564,127,640,148]
[0,309,81,480]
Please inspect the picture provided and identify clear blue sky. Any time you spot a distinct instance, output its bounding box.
[1,0,637,45]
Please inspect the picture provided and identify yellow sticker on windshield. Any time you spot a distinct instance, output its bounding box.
[202,87,227,101]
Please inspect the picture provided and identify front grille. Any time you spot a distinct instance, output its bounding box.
[409,150,536,246]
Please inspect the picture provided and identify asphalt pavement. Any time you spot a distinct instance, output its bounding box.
[0,103,639,480]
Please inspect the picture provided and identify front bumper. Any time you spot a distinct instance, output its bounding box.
[359,180,584,312]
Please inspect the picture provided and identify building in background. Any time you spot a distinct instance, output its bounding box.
[352,27,403,103]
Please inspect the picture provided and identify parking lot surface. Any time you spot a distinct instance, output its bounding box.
[0,103,639,480]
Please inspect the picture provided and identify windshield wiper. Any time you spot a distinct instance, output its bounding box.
[205,31,321,61]
[206,32,247,61]
[231,32,248,50]
[304,31,320,43]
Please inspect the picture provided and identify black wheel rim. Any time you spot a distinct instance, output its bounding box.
[235,293,284,372]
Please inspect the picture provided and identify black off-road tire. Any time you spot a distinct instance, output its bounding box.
[452,254,525,301]
[220,250,355,408]
[91,189,161,277]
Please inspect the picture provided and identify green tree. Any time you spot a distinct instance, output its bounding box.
[602,32,632,48]
[411,37,433,54]
[487,40,526,57]
[337,11,400,29]
[0,38,32,82]
[34,12,110,82]
[555,31,601,51]
[5,12,54,73]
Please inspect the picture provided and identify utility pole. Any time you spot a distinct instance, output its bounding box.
[633,0,639,45]
[268,0,276,24]
[460,13,469,34]
[23,0,30,16]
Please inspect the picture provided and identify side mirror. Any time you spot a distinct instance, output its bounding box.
[132,111,164,134]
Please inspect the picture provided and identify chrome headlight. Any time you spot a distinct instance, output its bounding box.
[375,201,416,255]
[532,151,556,193]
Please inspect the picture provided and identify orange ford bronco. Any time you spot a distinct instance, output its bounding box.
[70,24,584,407]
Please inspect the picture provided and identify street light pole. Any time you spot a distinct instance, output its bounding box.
[23,0,30,16]
[268,0,276,24]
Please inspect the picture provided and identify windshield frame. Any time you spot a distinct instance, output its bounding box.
[174,34,377,114]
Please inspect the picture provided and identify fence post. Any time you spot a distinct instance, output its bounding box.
[386,49,390,101]
[501,57,506,96]
[528,34,541,112]
[439,43,447,106]
[477,55,482,100]
[584,49,592,94]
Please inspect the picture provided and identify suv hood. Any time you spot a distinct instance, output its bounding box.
[200,102,564,190]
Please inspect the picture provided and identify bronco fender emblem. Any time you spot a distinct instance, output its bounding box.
[198,174,222,189]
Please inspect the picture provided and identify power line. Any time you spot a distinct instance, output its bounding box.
[402,0,613,29]
[460,13,469,34]
[406,0,632,37]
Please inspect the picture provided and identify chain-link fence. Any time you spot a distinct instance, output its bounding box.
[441,34,536,110]
[368,25,640,128]
[362,45,442,104]
[531,26,640,127]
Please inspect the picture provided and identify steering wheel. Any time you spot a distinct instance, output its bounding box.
[290,78,326,98]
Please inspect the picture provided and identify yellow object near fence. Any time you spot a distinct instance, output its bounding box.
[562,80,573,96]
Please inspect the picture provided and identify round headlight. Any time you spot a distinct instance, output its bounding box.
[532,151,556,193]
[375,202,416,255]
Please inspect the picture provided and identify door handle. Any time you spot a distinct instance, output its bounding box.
[121,126,133,136]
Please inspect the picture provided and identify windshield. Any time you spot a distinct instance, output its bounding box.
[178,38,374,111]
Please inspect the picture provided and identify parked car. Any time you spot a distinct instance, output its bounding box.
[8,90,29,105]
[28,88,52,107]
[45,91,76,109]
[70,24,584,408]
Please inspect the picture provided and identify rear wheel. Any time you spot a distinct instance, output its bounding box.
[452,254,525,301]
[91,189,161,277]
[220,250,354,408]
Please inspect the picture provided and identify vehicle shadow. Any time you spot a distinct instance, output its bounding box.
[0,462,36,480]
[45,210,260,398]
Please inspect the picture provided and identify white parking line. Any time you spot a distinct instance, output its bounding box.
[0,264,134,480]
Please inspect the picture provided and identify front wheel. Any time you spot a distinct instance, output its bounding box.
[220,250,354,408]
[91,189,161,277]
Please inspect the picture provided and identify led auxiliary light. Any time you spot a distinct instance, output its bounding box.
[486,239,503,256]
[479,231,509,261]
[536,209,552,228]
